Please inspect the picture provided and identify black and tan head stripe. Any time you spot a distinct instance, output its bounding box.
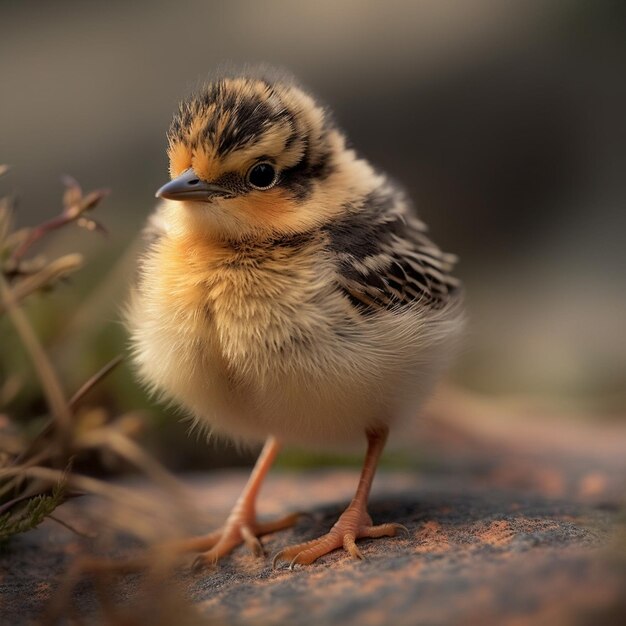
[171,83,291,153]
[168,78,330,181]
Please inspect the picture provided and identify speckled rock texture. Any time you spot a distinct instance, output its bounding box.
[1,406,625,625]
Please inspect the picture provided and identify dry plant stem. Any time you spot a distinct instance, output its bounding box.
[0,254,83,314]
[0,462,71,512]
[0,491,44,516]
[10,214,77,263]
[68,354,123,409]
[0,466,164,521]
[11,355,124,469]
[1,450,50,499]
[77,428,192,507]
[42,559,98,626]
[9,190,106,263]
[47,514,94,538]
[42,550,184,625]
[0,273,72,436]
[1,463,200,545]
[0,430,27,457]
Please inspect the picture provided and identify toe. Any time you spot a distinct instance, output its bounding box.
[272,545,304,569]
[241,525,265,556]
[271,516,407,568]
[273,533,344,568]
[360,522,408,539]
[192,552,216,573]
[255,511,301,535]
[272,542,312,569]
[175,530,221,554]
[343,534,365,560]
[192,535,239,572]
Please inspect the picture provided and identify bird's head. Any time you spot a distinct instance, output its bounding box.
[157,75,378,241]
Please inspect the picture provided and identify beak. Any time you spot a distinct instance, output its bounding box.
[155,169,230,201]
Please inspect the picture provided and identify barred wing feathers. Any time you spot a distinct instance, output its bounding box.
[325,188,460,313]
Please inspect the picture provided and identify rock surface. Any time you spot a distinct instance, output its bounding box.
[1,402,625,625]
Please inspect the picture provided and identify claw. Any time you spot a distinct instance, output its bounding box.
[288,555,299,570]
[191,554,211,574]
[394,523,411,538]
[272,550,286,570]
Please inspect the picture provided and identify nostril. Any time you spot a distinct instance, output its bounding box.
[187,178,200,186]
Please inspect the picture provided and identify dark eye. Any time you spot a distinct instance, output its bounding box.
[247,162,277,190]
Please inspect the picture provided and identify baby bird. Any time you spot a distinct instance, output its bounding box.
[127,71,463,569]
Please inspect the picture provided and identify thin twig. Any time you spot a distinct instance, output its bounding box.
[0,273,72,437]
[69,355,123,409]
[10,214,76,263]
[0,488,83,516]
[10,356,125,469]
[48,514,94,539]
[9,183,109,264]
[2,450,50,497]
[0,465,172,520]
[0,254,83,314]
[76,428,193,510]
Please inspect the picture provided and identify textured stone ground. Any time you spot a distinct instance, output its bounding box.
[1,402,625,625]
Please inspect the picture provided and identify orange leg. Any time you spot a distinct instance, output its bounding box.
[184,436,298,570]
[272,427,407,569]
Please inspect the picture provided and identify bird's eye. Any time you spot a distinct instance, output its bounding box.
[247,162,277,190]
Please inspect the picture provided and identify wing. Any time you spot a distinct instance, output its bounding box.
[324,187,461,313]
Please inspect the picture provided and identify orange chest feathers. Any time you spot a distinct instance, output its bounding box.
[147,232,331,358]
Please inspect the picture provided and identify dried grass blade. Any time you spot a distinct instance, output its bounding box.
[68,354,123,409]
[0,254,83,314]
[0,273,72,436]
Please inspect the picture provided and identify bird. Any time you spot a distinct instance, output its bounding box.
[126,69,463,569]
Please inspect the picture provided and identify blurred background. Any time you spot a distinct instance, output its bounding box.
[1,0,624,471]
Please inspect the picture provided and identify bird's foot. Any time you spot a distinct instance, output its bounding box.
[186,510,301,571]
[272,505,407,569]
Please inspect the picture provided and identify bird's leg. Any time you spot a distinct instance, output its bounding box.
[183,436,299,569]
[272,426,406,568]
